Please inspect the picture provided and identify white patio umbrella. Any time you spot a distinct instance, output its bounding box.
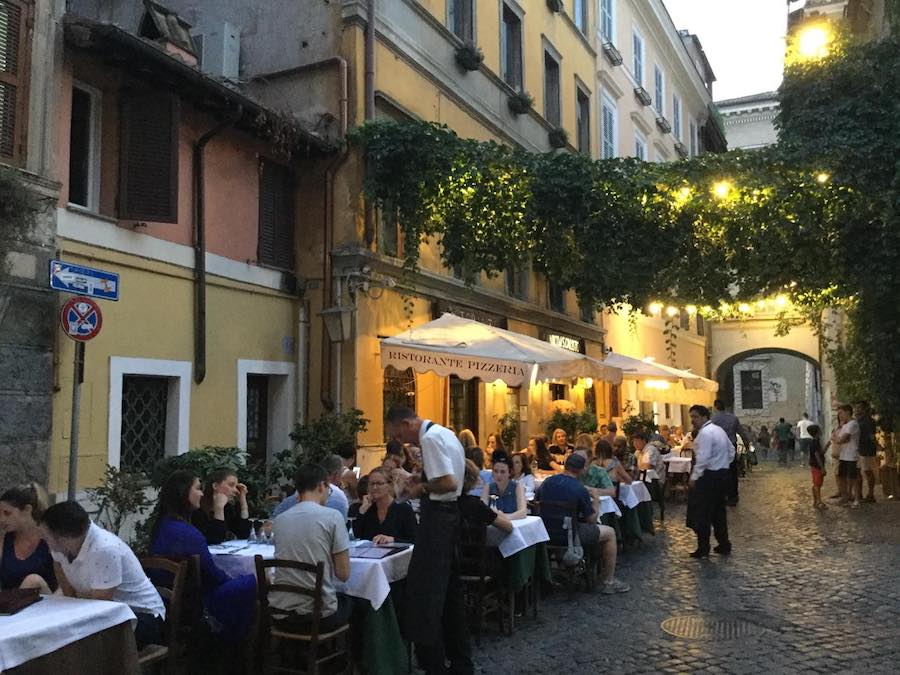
[380,313,623,387]
[602,352,718,392]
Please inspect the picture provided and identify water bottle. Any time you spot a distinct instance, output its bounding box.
[531,457,539,473]
[248,525,257,544]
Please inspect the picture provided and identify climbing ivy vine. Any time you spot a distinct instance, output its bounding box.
[351,31,900,418]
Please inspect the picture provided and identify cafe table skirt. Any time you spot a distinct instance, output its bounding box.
[0,596,138,674]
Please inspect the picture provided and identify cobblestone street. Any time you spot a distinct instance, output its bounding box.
[473,462,900,673]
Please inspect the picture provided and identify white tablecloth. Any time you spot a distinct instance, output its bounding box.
[485,515,549,558]
[0,595,136,671]
[618,481,652,509]
[599,495,622,517]
[210,540,412,611]
[664,456,693,474]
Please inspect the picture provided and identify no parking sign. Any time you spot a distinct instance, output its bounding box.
[60,296,103,342]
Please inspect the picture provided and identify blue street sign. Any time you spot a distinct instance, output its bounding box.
[49,260,119,301]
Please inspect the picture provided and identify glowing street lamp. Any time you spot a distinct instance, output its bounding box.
[738,303,752,314]
[712,181,732,199]
[665,306,679,318]
[816,172,830,184]
[685,305,697,316]
[649,302,663,316]
[797,24,833,61]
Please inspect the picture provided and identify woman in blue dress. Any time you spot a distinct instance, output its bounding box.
[0,483,56,593]
[481,452,527,519]
[149,471,256,641]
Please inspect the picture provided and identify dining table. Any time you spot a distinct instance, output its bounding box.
[0,595,139,675]
[663,455,693,475]
[210,539,411,675]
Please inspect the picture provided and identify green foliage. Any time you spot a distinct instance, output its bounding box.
[548,127,568,148]
[545,409,598,439]
[353,31,900,416]
[498,411,520,449]
[87,465,154,544]
[0,166,42,276]
[290,408,369,465]
[454,41,484,71]
[507,90,534,116]
[621,414,658,438]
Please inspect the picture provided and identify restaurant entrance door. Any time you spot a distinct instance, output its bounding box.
[449,375,479,439]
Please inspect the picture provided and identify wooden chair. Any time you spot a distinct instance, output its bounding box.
[458,521,513,643]
[138,556,189,675]
[254,555,351,675]
[535,500,595,593]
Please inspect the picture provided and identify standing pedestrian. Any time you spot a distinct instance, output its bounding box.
[710,400,746,506]
[773,418,793,466]
[855,401,878,503]
[385,405,471,675]
[807,425,827,509]
[831,404,860,507]
[686,405,735,558]
[797,413,814,464]
[756,425,771,461]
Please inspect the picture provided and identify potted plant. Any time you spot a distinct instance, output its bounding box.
[507,90,534,115]
[548,126,569,149]
[546,0,562,12]
[454,41,484,71]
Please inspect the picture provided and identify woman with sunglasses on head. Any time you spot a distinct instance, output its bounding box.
[352,468,418,544]
[149,470,256,642]
[192,468,252,545]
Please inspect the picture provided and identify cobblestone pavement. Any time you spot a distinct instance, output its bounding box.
[471,461,900,674]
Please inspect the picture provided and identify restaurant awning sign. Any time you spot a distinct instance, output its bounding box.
[380,314,623,387]
[382,345,531,386]
[545,332,584,354]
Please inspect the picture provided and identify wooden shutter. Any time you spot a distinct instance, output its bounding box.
[118,89,179,222]
[258,159,294,270]
[0,0,32,165]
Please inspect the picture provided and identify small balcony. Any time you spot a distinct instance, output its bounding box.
[674,141,689,158]
[602,42,623,66]
[655,116,671,133]
[633,86,652,107]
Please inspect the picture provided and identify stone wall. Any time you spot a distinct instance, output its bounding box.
[0,174,58,492]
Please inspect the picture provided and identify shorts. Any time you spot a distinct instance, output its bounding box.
[858,455,878,471]
[810,467,824,488]
[838,460,859,480]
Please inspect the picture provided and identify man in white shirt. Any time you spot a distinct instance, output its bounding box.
[687,405,736,559]
[797,412,814,463]
[831,403,861,506]
[43,501,166,648]
[385,404,470,675]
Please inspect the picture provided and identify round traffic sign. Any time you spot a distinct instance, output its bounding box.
[60,296,103,342]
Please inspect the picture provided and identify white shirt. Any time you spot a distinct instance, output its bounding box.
[52,523,165,618]
[797,419,814,440]
[419,419,466,501]
[326,482,349,519]
[837,419,860,461]
[691,421,736,481]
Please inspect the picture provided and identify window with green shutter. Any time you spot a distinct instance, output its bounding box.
[258,159,294,270]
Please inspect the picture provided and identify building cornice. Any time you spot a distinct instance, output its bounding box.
[331,247,608,341]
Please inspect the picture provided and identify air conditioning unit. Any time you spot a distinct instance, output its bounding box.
[193,22,240,80]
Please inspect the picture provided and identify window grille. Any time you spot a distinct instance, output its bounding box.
[121,376,168,475]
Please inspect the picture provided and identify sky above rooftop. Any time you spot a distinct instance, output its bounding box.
[664,0,789,102]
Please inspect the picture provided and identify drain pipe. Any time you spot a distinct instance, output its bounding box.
[320,58,350,410]
[297,301,310,425]
[193,108,242,384]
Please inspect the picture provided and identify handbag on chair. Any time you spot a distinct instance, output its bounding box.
[562,516,584,567]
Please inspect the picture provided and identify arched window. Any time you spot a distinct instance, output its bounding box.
[383,366,416,441]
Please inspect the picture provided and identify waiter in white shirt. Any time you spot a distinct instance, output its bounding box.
[385,404,471,675]
[687,404,736,559]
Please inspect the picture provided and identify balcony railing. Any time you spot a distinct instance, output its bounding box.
[655,116,671,133]
[633,86,652,107]
[602,42,623,66]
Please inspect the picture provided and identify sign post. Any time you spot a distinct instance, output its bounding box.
[58,293,105,500]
